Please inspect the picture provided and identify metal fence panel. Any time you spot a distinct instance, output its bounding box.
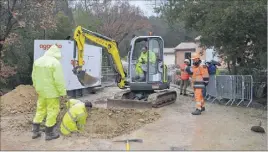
[208,75,253,107]
[101,66,116,85]
[218,75,233,102]
[237,75,253,107]
[206,75,217,98]
[145,68,254,107]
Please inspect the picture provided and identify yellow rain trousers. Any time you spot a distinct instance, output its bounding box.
[135,50,156,76]
[32,45,67,127]
[60,99,88,135]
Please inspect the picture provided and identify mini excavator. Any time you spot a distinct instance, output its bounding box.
[72,26,177,108]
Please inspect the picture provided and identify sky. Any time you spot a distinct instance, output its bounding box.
[128,0,158,17]
[70,0,160,17]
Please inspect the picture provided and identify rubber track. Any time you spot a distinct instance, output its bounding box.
[149,90,177,108]
[109,89,177,108]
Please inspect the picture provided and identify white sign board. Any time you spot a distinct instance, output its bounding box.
[34,40,102,91]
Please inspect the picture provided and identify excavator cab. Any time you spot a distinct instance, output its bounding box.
[109,36,176,108]
[128,36,170,91]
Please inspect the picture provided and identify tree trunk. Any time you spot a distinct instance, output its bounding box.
[231,59,237,75]
[227,61,231,74]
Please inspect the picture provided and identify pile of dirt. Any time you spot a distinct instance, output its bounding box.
[0,114,33,132]
[1,107,161,139]
[77,107,161,139]
[0,85,37,116]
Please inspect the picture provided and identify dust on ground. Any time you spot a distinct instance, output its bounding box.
[1,86,267,150]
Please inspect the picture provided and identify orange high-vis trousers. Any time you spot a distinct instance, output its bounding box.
[194,88,204,110]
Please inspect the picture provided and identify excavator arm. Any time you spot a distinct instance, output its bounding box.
[72,26,126,89]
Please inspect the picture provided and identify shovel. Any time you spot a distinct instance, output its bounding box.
[76,70,99,86]
[113,139,143,151]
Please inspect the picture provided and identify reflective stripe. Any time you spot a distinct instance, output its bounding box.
[62,122,72,133]
[196,102,202,105]
[68,110,77,122]
[203,77,209,81]
[193,81,205,88]
[67,101,83,122]
[67,99,80,109]
[193,85,205,89]
[77,113,85,118]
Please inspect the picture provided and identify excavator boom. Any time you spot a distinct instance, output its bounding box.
[73,26,126,89]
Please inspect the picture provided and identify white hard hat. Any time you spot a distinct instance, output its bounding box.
[184,59,190,63]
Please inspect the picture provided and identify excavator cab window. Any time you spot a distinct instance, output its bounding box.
[147,38,163,83]
[129,36,164,83]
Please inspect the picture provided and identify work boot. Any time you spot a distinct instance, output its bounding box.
[32,123,41,139]
[45,125,60,141]
[191,109,202,115]
[201,107,205,112]
[180,93,182,95]
[183,93,187,96]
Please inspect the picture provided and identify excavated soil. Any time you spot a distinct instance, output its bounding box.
[0,85,37,116]
[70,107,160,139]
[0,85,161,140]
[1,107,160,139]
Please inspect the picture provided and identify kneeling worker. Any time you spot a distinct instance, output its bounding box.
[60,99,92,135]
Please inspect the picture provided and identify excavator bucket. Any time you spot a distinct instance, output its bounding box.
[77,70,99,86]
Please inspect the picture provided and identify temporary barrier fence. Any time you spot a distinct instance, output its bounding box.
[169,72,254,107]
[207,75,253,107]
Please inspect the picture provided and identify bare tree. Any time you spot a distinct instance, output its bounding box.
[0,0,57,83]
[81,1,151,44]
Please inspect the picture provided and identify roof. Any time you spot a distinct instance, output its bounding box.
[163,48,175,54]
[175,42,196,50]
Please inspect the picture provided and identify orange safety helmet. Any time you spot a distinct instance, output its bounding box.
[191,52,200,60]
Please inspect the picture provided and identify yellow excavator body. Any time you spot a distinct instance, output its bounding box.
[72,26,177,109]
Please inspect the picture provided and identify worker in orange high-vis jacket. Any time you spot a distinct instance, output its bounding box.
[189,53,209,115]
[179,59,190,96]
[200,60,209,99]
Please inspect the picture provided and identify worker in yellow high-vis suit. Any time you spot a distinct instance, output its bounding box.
[135,46,156,81]
[31,44,67,140]
[60,99,92,135]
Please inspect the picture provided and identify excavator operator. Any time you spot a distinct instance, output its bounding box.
[135,46,156,82]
